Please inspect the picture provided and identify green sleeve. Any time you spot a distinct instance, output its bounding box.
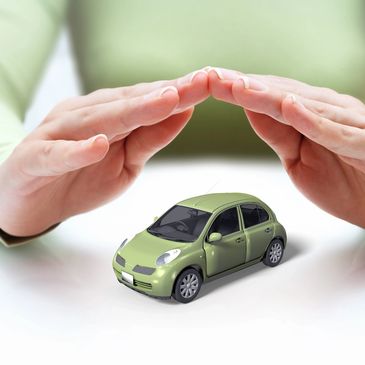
[0,1,68,246]
[0,0,68,164]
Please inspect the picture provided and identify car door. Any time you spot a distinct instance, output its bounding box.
[240,203,273,262]
[203,206,246,276]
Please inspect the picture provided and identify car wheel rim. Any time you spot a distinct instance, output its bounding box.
[269,242,282,263]
[180,273,199,298]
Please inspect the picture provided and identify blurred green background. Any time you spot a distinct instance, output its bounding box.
[69,0,365,158]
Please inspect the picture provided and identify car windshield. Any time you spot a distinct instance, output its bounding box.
[147,205,212,242]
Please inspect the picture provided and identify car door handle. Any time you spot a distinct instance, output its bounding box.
[236,237,244,243]
[264,227,272,233]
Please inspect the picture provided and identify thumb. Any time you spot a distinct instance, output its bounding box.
[19,134,109,177]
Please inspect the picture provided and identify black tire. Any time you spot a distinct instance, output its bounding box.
[172,268,202,303]
[263,239,284,267]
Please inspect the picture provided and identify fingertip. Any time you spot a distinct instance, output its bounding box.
[81,133,108,147]
[231,78,246,103]
[190,70,209,98]
[208,72,237,103]
[281,94,314,131]
[281,94,302,119]
[204,66,224,80]
[159,85,179,98]
[190,69,209,84]
[81,133,109,159]
[207,67,221,86]
[159,86,180,108]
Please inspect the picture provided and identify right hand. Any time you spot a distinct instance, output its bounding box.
[208,67,365,228]
[0,69,209,237]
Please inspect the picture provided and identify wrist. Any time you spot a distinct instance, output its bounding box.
[0,223,60,247]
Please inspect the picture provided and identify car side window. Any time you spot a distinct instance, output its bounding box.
[257,205,269,223]
[240,204,260,228]
[208,207,239,237]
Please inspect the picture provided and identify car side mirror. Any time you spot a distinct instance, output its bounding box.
[208,232,222,243]
[153,216,159,222]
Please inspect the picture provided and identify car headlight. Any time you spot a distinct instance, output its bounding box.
[156,249,181,266]
[119,238,128,249]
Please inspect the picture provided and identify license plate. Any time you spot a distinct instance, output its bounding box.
[121,271,134,285]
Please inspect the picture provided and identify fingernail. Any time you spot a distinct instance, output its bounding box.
[159,86,178,97]
[189,69,208,83]
[82,134,107,147]
[288,94,297,104]
[238,76,268,92]
[203,66,224,80]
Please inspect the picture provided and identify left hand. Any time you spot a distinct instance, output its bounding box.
[0,69,209,237]
[207,67,365,228]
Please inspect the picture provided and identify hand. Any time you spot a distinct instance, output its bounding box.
[0,70,209,236]
[208,67,365,228]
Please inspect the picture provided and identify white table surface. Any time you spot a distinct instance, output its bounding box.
[0,159,364,365]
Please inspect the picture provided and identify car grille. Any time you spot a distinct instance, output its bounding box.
[134,279,152,290]
[116,254,125,267]
[133,265,155,275]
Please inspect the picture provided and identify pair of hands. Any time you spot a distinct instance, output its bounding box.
[0,66,364,237]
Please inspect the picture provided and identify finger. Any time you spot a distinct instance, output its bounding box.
[249,74,365,109]
[245,110,302,165]
[207,66,241,105]
[209,66,365,110]
[282,95,365,159]
[298,98,365,128]
[47,86,180,141]
[231,76,365,129]
[19,134,109,177]
[210,69,293,125]
[48,69,208,116]
[209,67,364,110]
[231,76,288,123]
[124,108,194,170]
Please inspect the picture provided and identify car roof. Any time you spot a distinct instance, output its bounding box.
[177,192,261,213]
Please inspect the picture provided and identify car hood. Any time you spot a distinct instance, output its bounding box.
[117,230,188,268]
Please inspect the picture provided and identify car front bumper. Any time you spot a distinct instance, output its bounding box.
[113,257,178,298]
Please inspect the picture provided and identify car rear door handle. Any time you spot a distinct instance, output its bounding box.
[265,227,272,233]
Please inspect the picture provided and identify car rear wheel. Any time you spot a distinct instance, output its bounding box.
[263,239,284,267]
[173,268,202,303]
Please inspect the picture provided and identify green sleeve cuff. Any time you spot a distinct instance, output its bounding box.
[0,223,60,248]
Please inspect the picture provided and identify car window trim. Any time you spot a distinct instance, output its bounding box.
[204,205,242,242]
[240,202,272,230]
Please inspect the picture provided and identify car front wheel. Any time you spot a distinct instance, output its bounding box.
[173,268,202,303]
[263,239,284,267]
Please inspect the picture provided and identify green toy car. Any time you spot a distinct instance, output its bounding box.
[113,193,287,303]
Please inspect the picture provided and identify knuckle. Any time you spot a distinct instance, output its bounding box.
[42,142,54,158]
[312,103,326,116]
[339,93,364,108]
[330,126,356,155]
[49,96,79,114]
[306,115,324,141]
[119,99,133,123]
[77,106,95,120]
[319,86,338,97]
[340,125,354,139]
[90,87,120,99]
